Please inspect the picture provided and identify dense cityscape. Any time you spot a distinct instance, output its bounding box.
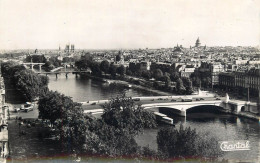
[0,38,259,162]
[1,38,260,100]
[0,0,260,162]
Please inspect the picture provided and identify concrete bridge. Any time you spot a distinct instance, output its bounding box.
[36,70,91,78]
[22,62,45,72]
[83,94,259,117]
[22,63,90,78]
[142,100,223,116]
[141,95,258,117]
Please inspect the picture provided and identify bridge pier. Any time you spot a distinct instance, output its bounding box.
[39,65,42,73]
[55,73,58,79]
[180,110,186,117]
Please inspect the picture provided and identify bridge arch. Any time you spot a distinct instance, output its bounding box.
[241,106,245,112]
[158,106,183,116]
[186,105,224,114]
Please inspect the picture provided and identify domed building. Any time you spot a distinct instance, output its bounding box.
[195,37,201,47]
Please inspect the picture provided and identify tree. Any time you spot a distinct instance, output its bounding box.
[116,65,126,77]
[153,69,163,80]
[86,118,140,156]
[126,69,133,76]
[157,125,222,159]
[75,59,88,71]
[90,62,102,76]
[182,77,193,95]
[141,70,152,80]
[176,78,185,94]
[62,57,75,63]
[170,71,180,82]
[164,75,171,88]
[109,64,117,78]
[81,52,93,61]
[25,55,46,63]
[38,91,87,153]
[100,60,110,74]
[202,76,211,88]
[101,96,157,135]
[38,91,72,126]
[49,56,61,67]
[1,62,48,101]
[13,69,49,101]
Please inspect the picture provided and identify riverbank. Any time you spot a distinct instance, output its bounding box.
[108,79,172,96]
[80,73,173,96]
[238,111,260,121]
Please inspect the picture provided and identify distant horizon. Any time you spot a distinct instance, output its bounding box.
[0,0,259,50]
[0,44,260,52]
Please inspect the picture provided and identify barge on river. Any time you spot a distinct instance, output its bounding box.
[153,112,174,125]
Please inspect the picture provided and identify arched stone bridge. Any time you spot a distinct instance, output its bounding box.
[82,94,259,117]
[141,99,248,117]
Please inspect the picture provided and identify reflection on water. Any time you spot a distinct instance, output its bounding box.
[48,74,159,102]
[136,113,260,162]
[48,74,260,162]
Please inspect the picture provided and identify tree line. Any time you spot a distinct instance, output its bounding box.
[1,61,49,101]
[38,92,158,157]
[38,91,222,161]
[75,54,193,95]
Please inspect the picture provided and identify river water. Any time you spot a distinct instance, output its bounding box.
[48,74,260,162]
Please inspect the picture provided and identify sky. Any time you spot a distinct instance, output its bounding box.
[0,0,260,50]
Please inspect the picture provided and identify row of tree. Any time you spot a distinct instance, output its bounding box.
[75,55,126,78]
[38,92,158,156]
[1,61,49,101]
[38,91,222,160]
[75,55,193,95]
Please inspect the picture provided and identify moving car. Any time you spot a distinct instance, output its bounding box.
[181,97,193,102]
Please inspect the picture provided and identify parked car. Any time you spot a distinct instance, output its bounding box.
[14,107,21,112]
[200,98,205,100]
[196,98,200,101]
[171,99,176,102]
[158,98,163,100]
[91,102,96,105]
[21,102,34,112]
[216,98,221,100]
[134,98,140,101]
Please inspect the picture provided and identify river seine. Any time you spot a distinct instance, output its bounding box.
[48,74,260,162]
